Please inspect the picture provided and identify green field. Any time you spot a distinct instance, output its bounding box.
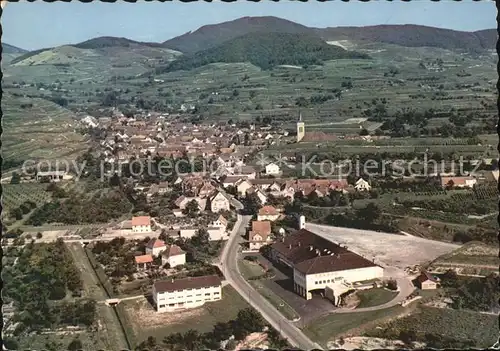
[356,288,398,309]
[121,286,251,344]
[303,305,407,347]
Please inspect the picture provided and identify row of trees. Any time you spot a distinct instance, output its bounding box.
[26,189,133,226]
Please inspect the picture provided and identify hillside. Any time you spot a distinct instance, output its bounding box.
[73,36,164,49]
[316,25,497,52]
[3,43,28,54]
[162,16,314,53]
[157,32,369,73]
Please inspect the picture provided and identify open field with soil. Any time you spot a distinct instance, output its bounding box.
[306,223,460,269]
[121,286,251,344]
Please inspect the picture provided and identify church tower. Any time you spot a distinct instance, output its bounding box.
[296,111,305,142]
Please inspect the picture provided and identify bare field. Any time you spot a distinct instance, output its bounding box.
[305,223,460,270]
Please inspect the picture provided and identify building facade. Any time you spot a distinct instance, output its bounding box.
[152,275,222,312]
[132,216,152,233]
[270,229,384,300]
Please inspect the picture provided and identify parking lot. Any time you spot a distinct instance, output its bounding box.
[248,253,338,325]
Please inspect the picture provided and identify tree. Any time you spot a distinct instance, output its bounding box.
[67,337,83,351]
[36,232,43,239]
[359,128,369,136]
[356,203,381,224]
[10,171,21,184]
[183,200,200,218]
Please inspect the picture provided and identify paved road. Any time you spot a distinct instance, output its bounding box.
[218,214,323,350]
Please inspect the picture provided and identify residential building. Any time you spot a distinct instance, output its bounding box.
[179,227,198,239]
[248,220,272,251]
[175,196,207,211]
[146,238,166,257]
[265,163,281,176]
[257,206,280,222]
[161,245,186,268]
[132,216,152,233]
[207,226,229,241]
[212,215,229,228]
[152,275,222,312]
[440,176,477,189]
[415,271,440,290]
[235,179,253,197]
[269,229,384,300]
[354,178,371,191]
[135,254,153,270]
[246,187,268,204]
[210,191,231,213]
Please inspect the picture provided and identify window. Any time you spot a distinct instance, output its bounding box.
[159,305,165,308]
[205,293,210,296]
[214,292,220,295]
[187,295,192,298]
[196,300,201,302]
[196,294,201,297]
[186,301,192,303]
[168,303,175,307]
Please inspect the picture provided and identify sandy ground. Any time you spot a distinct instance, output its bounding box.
[328,337,426,350]
[306,223,460,270]
[122,297,205,332]
[25,230,69,242]
[235,332,269,350]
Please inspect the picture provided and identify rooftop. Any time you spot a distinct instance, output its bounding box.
[162,244,186,258]
[271,229,379,275]
[153,275,222,293]
[135,254,153,264]
[132,216,151,227]
[146,238,166,249]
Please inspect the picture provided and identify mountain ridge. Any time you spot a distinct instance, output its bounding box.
[3,43,28,54]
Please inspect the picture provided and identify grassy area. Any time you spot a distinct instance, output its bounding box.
[238,259,266,279]
[356,288,398,309]
[364,306,498,348]
[248,280,300,321]
[238,259,300,321]
[122,286,252,343]
[2,183,52,214]
[303,305,406,347]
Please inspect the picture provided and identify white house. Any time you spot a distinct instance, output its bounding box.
[161,244,186,268]
[248,220,272,251]
[212,215,229,228]
[153,275,222,312]
[257,206,280,222]
[354,178,371,191]
[247,187,267,205]
[235,179,253,197]
[270,229,384,300]
[179,227,198,239]
[210,191,231,213]
[132,216,152,233]
[265,163,281,176]
[145,238,167,257]
[207,226,229,241]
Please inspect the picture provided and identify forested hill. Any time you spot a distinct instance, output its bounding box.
[156,32,370,73]
[3,43,28,54]
[316,25,497,52]
[162,16,314,54]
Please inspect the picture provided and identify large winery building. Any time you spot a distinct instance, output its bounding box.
[269,229,384,300]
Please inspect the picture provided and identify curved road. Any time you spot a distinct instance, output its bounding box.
[218,214,323,350]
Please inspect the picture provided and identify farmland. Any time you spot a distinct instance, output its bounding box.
[363,306,498,349]
[2,183,52,214]
[2,93,87,169]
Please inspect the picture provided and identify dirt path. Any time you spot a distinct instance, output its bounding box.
[66,243,130,350]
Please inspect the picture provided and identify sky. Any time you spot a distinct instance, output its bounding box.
[3,0,497,51]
